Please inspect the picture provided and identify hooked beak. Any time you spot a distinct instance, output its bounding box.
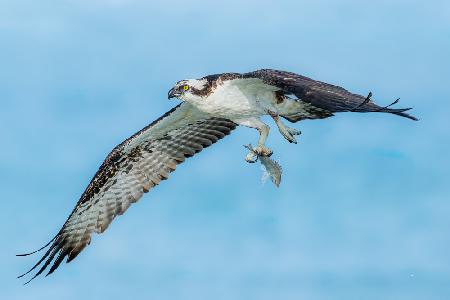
[168,88,181,99]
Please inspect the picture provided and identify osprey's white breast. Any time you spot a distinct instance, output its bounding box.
[194,79,278,119]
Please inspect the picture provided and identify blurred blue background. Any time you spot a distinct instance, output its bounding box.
[1,0,449,299]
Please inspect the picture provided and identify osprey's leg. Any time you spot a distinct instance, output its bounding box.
[268,111,301,144]
[233,117,273,163]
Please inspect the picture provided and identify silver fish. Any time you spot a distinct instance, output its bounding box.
[244,144,282,187]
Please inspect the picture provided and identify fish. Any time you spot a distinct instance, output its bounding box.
[244,144,282,187]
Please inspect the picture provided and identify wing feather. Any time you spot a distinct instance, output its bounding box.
[242,69,417,121]
[18,103,236,283]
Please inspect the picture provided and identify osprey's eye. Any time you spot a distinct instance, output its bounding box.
[183,85,190,91]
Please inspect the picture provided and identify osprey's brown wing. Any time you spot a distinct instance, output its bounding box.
[18,103,236,283]
[243,69,417,121]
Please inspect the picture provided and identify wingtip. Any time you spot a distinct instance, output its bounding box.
[398,111,419,121]
[17,266,36,279]
[406,108,419,121]
[22,275,37,285]
[410,115,420,121]
[18,270,38,285]
[395,107,419,121]
[17,252,36,257]
[17,234,58,257]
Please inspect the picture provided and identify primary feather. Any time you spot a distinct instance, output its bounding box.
[18,103,236,283]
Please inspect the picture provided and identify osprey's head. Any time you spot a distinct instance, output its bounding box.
[167,78,208,104]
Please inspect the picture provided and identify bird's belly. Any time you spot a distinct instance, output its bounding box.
[197,87,265,118]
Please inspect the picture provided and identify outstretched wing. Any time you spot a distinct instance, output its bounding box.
[18,103,236,283]
[242,69,417,121]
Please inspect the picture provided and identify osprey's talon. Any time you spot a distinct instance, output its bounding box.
[279,126,300,144]
[245,151,258,163]
[287,127,301,136]
[255,145,273,157]
[270,113,301,144]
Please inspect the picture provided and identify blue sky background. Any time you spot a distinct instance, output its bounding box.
[1,0,449,299]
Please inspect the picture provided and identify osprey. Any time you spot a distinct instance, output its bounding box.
[18,69,417,283]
